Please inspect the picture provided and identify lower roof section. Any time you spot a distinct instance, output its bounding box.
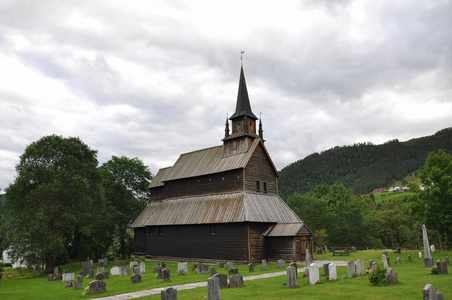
[131,192,301,228]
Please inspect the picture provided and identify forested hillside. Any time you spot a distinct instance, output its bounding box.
[279,127,452,199]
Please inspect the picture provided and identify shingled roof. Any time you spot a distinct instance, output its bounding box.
[149,139,278,188]
[230,66,258,120]
[131,192,301,227]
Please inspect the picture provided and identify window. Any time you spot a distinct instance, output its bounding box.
[210,225,217,236]
[149,227,154,236]
[158,226,163,236]
[256,181,260,192]
[263,182,268,193]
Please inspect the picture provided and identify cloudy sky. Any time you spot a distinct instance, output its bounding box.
[1,0,451,190]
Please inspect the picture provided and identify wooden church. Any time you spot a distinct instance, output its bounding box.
[132,65,313,262]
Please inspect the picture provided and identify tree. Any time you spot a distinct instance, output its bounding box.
[416,150,452,249]
[2,135,107,272]
[100,156,152,259]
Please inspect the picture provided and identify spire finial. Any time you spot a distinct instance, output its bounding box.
[241,50,245,65]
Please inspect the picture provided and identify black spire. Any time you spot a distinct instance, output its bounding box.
[230,66,258,120]
[224,117,230,138]
[259,117,265,142]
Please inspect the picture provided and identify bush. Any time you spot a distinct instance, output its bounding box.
[430,267,438,275]
[369,267,387,286]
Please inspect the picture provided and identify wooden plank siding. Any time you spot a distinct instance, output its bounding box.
[141,223,249,261]
[150,186,165,201]
[244,143,278,194]
[265,237,295,262]
[248,223,274,261]
[163,169,243,199]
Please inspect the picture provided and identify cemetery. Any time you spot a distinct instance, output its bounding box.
[0,249,450,299]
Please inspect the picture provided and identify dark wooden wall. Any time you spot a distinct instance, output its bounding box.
[150,186,164,201]
[244,143,278,193]
[248,223,273,261]
[161,169,243,199]
[139,222,248,261]
[134,227,146,255]
[265,236,295,261]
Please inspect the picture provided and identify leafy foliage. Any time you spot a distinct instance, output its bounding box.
[368,267,387,286]
[279,127,452,198]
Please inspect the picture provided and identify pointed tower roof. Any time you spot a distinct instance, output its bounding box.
[230,66,258,120]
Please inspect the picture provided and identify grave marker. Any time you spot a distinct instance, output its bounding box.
[347,261,356,278]
[229,274,244,288]
[262,260,267,270]
[309,263,319,285]
[207,277,221,300]
[385,268,398,285]
[328,263,337,281]
[213,273,228,289]
[161,287,177,300]
[286,266,297,288]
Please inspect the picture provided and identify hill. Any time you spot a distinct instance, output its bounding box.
[278,127,452,199]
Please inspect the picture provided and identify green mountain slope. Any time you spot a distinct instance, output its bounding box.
[278,127,452,199]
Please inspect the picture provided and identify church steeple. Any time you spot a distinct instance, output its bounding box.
[229,66,258,120]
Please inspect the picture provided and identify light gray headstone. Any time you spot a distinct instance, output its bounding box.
[229,274,244,288]
[48,274,54,281]
[210,266,217,277]
[286,266,297,288]
[347,261,356,278]
[385,268,398,285]
[324,245,328,253]
[445,256,450,266]
[423,225,432,260]
[178,262,188,273]
[130,261,138,269]
[419,252,423,258]
[355,259,365,276]
[97,267,105,274]
[328,263,337,281]
[309,263,319,285]
[89,280,106,294]
[382,254,389,269]
[423,283,437,300]
[139,261,146,274]
[305,249,311,265]
[110,266,120,276]
[225,261,233,270]
[207,277,221,300]
[198,264,208,274]
[262,260,267,270]
[371,261,378,270]
[277,259,285,269]
[119,266,129,276]
[431,245,436,253]
[161,287,177,300]
[397,257,401,264]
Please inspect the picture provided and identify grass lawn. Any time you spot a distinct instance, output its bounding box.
[0,250,451,299]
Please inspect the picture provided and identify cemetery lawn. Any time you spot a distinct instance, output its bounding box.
[0,250,450,299]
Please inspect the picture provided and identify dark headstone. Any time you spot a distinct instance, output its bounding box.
[248,263,254,273]
[161,287,177,300]
[74,275,83,289]
[103,271,109,279]
[65,281,73,288]
[228,268,238,275]
[424,257,434,268]
[131,274,142,283]
[161,268,170,282]
[56,273,62,280]
[397,247,401,254]
[88,269,95,278]
[408,254,412,261]
[161,262,167,268]
[178,269,185,276]
[445,256,450,266]
[251,257,255,267]
[229,274,244,288]
[218,262,224,268]
[210,267,217,277]
[89,280,106,294]
[154,264,162,273]
[385,268,398,285]
[96,272,105,281]
[438,292,445,300]
[213,273,228,289]
[437,260,448,274]
[323,263,330,277]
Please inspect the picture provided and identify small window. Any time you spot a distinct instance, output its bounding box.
[210,225,217,236]
[158,226,163,236]
[149,227,154,236]
[256,181,260,192]
[263,182,268,193]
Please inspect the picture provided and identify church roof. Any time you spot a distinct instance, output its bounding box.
[229,66,258,120]
[149,138,277,188]
[263,222,312,237]
[131,192,301,227]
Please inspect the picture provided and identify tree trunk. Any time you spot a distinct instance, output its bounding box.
[45,256,56,274]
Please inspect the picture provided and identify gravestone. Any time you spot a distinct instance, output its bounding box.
[198,264,208,274]
[131,273,142,284]
[178,269,185,276]
[436,260,448,274]
[62,273,75,287]
[225,261,233,270]
[286,266,297,288]
[385,268,398,285]
[423,283,437,300]
[347,261,356,278]
[48,274,54,281]
[438,293,445,300]
[178,262,188,273]
[161,268,170,282]
[103,271,109,279]
[134,267,140,275]
[351,246,357,252]
[88,269,95,278]
[323,263,330,277]
[355,259,365,276]
[229,274,244,288]
[324,245,328,253]
[262,260,267,270]
[210,267,217,277]
[382,254,389,269]
[419,252,423,258]
[161,262,167,268]
[74,275,83,289]
[248,263,254,273]
[213,273,228,289]
[54,266,59,276]
[80,262,89,276]
[397,257,402,264]
[130,261,138,270]
[56,273,63,280]
[328,263,337,281]
[422,225,434,268]
[89,280,106,294]
[120,266,129,276]
[277,259,285,269]
[228,268,238,275]
[89,260,94,270]
[431,245,436,253]
[445,256,450,266]
[386,255,391,266]
[218,262,224,268]
[97,267,105,274]
[207,277,221,300]
[104,257,109,268]
[96,272,105,281]
[139,261,146,274]
[110,267,120,276]
[309,263,319,285]
[289,262,297,278]
[371,262,378,270]
[161,287,177,300]
[154,263,162,273]
[251,257,255,267]
[305,249,312,265]
[408,254,412,261]
[98,259,105,267]
[157,267,164,279]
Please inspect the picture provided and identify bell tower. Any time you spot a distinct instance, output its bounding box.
[223,65,260,157]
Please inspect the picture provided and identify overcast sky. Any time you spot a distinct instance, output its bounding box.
[1,0,451,190]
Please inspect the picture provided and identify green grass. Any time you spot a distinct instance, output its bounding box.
[373,191,415,203]
[0,251,451,299]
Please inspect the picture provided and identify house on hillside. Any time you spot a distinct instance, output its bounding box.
[132,65,313,263]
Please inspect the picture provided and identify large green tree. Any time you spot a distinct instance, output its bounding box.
[2,135,107,272]
[100,156,152,259]
[416,149,452,250]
